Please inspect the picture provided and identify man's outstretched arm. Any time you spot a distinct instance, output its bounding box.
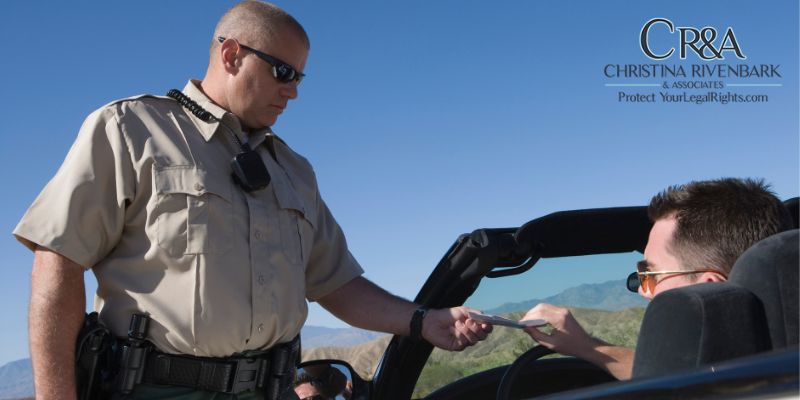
[29,247,86,400]
[522,303,634,380]
[317,276,492,351]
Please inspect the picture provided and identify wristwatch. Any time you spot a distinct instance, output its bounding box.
[410,306,429,341]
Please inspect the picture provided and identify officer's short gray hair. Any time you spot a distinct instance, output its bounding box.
[212,1,309,53]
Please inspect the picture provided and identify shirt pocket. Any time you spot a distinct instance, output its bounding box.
[274,186,316,266]
[154,166,233,256]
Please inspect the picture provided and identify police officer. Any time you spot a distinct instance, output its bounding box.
[16,2,492,399]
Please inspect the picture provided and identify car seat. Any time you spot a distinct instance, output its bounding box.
[630,282,771,378]
[728,229,799,349]
[631,229,799,378]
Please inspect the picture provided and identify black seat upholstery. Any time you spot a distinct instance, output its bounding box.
[729,229,799,349]
[631,283,771,378]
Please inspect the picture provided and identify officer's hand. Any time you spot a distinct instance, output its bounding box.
[522,303,597,359]
[422,307,493,351]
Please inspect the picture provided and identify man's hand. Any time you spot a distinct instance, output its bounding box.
[521,303,596,358]
[521,303,634,380]
[422,307,493,351]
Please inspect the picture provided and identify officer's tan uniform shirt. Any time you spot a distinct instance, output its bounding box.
[14,81,363,357]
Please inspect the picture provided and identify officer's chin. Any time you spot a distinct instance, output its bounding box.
[257,114,279,130]
[243,117,275,132]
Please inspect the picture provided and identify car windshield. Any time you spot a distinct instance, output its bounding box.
[413,252,647,398]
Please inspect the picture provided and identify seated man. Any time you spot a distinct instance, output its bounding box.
[521,178,793,380]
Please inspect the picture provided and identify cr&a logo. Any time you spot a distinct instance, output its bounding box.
[640,18,746,61]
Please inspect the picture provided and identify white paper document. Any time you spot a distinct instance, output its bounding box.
[468,311,547,329]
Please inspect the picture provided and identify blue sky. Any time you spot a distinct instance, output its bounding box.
[0,1,796,366]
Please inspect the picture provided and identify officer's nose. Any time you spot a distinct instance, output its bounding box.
[279,82,298,100]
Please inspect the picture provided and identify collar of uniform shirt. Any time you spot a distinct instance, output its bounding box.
[184,79,228,140]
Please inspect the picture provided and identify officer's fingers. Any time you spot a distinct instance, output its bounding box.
[455,319,481,344]
[465,319,490,341]
[460,306,482,318]
[449,336,467,352]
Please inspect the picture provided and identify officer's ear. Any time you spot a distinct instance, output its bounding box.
[217,38,242,74]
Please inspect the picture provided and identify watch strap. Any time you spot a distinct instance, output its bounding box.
[410,306,429,341]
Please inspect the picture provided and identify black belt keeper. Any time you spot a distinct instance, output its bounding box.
[130,335,300,398]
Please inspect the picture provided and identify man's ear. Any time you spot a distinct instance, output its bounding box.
[699,270,727,283]
[218,39,241,73]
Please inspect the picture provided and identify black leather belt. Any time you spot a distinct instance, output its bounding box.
[142,352,266,393]
[134,336,300,397]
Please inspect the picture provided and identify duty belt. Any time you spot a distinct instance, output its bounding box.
[125,335,300,398]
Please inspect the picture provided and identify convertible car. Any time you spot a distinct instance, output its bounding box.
[297,198,799,400]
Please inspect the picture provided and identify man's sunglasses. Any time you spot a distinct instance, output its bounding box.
[626,261,722,293]
[217,36,305,84]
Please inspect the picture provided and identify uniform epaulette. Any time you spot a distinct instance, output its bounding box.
[101,94,173,109]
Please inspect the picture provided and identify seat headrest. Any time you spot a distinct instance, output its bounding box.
[632,283,771,379]
[729,229,799,349]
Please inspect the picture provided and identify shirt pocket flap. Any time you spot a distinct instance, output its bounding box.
[154,166,232,202]
[273,184,316,229]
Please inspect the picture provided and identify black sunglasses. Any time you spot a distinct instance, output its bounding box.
[217,36,305,84]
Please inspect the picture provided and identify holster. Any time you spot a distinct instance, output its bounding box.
[75,312,113,400]
[77,312,300,400]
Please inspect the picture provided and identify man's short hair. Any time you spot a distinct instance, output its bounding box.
[648,177,793,276]
[212,1,310,53]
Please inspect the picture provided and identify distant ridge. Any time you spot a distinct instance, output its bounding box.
[302,325,384,349]
[303,335,392,380]
[0,358,32,400]
[485,279,647,314]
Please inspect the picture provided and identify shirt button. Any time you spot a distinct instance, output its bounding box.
[258,275,265,285]
[257,324,264,333]
[194,182,204,192]
[255,230,262,240]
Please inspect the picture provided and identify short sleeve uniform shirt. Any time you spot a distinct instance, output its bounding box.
[14,81,363,357]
